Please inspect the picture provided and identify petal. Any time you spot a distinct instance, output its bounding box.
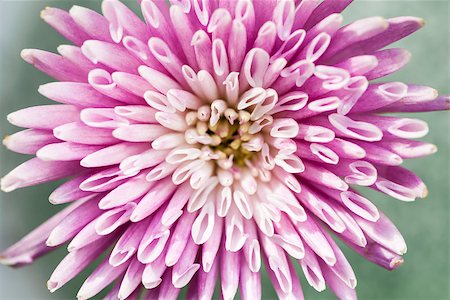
[1,158,82,192]
[7,105,80,130]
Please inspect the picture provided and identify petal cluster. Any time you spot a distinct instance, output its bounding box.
[1,1,449,300]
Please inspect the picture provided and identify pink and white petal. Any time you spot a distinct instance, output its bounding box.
[95,202,136,236]
[48,234,117,293]
[54,122,119,145]
[112,71,156,98]
[80,142,149,168]
[1,158,82,193]
[109,218,151,267]
[48,173,94,204]
[102,0,149,43]
[201,216,224,272]
[220,244,240,300]
[142,245,168,289]
[46,196,102,247]
[69,5,113,42]
[239,260,261,300]
[118,258,145,300]
[365,48,411,80]
[37,142,101,162]
[156,270,182,300]
[39,82,122,107]
[343,238,404,271]
[3,129,58,155]
[197,257,219,300]
[0,200,85,266]
[171,238,200,289]
[21,49,88,82]
[320,260,357,300]
[355,213,407,256]
[378,95,450,113]
[41,7,90,46]
[303,0,353,30]
[76,255,129,299]
[81,40,142,73]
[165,211,197,267]
[7,105,80,130]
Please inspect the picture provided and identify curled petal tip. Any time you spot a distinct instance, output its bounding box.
[0,255,11,266]
[172,263,200,288]
[143,277,162,289]
[39,7,52,19]
[47,280,60,293]
[390,257,405,270]
[421,186,429,198]
[443,95,450,110]
[2,135,10,147]
[418,18,426,27]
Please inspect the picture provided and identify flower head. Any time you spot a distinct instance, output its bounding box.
[1,0,449,299]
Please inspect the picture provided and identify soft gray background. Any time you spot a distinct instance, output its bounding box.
[0,0,449,299]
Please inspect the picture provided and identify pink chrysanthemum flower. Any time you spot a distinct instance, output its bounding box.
[1,0,449,299]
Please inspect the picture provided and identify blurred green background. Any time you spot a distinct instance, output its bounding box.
[0,0,448,299]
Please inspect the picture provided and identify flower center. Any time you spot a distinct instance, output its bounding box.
[150,71,304,190]
[185,103,262,168]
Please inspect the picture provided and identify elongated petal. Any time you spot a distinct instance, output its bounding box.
[21,49,88,81]
[1,158,81,192]
[41,7,90,46]
[0,201,85,266]
[39,82,122,107]
[3,129,58,155]
[7,105,80,130]
[48,235,115,293]
[77,256,129,299]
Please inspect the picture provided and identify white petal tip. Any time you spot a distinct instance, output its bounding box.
[143,278,162,289]
[172,264,200,288]
[165,256,178,267]
[222,288,237,300]
[20,49,35,64]
[400,245,408,255]
[37,84,48,96]
[429,145,438,154]
[45,239,56,247]
[349,278,357,289]
[325,255,337,266]
[2,136,10,148]
[0,176,20,193]
[47,281,60,293]
[316,285,326,292]
[76,293,87,300]
[130,211,144,223]
[45,230,62,247]
[417,18,426,27]
[161,210,183,227]
[202,254,213,272]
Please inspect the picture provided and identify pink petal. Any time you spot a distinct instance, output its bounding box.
[1,158,82,193]
[7,105,80,130]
